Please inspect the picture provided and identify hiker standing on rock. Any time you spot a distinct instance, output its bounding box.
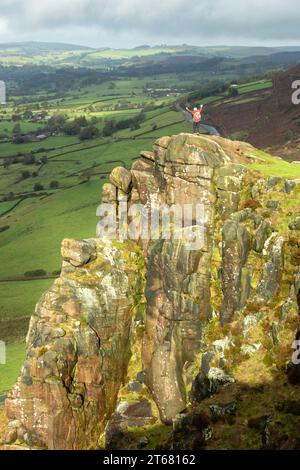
[186,104,204,133]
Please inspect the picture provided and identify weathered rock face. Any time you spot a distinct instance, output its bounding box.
[257,235,284,300]
[142,232,212,423]
[221,220,251,323]
[5,239,141,449]
[5,133,300,450]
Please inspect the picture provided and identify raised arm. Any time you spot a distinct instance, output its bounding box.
[186,106,192,114]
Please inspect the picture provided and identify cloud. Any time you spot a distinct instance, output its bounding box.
[0,0,300,47]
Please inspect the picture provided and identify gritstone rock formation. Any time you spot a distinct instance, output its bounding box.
[4,134,300,450]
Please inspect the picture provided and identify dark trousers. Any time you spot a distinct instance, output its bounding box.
[193,121,201,133]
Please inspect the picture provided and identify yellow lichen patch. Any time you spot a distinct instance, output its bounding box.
[234,350,274,386]
[0,408,8,448]
[202,316,225,345]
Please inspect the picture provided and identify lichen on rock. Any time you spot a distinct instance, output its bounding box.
[4,133,300,450]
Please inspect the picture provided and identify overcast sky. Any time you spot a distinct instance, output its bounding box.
[0,0,300,48]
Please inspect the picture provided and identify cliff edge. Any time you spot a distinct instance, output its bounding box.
[3,134,300,450]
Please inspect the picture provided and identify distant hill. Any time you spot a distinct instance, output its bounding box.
[0,41,94,54]
[198,45,300,58]
[0,42,300,66]
[208,62,300,150]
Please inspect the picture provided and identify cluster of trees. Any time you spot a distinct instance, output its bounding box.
[102,111,146,136]
[0,65,109,97]
[46,113,100,140]
[19,175,60,192]
[187,80,229,102]
[4,153,48,169]
[44,111,147,139]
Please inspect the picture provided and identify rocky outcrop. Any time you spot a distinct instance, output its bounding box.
[4,133,300,450]
[5,239,142,449]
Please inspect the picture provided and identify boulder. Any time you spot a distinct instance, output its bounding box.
[190,368,234,402]
[284,179,300,193]
[61,238,97,267]
[105,400,156,449]
[101,183,117,203]
[267,176,282,188]
[253,220,273,253]
[266,200,279,210]
[209,402,236,421]
[109,166,132,193]
[289,217,300,230]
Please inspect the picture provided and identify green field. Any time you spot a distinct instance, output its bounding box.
[0,342,26,395]
[237,79,273,94]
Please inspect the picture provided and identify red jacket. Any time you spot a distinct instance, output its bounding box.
[186,107,203,123]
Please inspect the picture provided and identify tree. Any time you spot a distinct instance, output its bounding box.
[34,183,44,191]
[102,120,115,136]
[23,154,35,165]
[228,85,239,97]
[75,115,88,127]
[64,121,80,136]
[47,113,67,132]
[50,180,60,189]
[79,125,99,140]
[21,170,30,179]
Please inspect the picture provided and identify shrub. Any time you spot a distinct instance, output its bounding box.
[50,180,60,189]
[33,183,44,191]
[79,125,99,140]
[24,269,47,278]
[24,154,36,165]
[52,269,61,276]
[21,170,30,179]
